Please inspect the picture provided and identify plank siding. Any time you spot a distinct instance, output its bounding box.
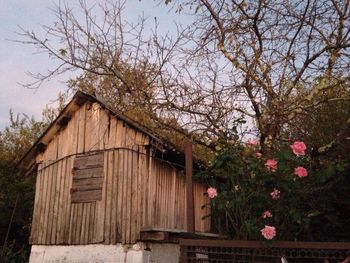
[29,165,42,243]
[63,157,73,244]
[30,101,211,245]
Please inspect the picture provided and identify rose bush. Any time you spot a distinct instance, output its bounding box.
[198,138,350,241]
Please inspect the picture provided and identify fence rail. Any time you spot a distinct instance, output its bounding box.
[179,239,350,263]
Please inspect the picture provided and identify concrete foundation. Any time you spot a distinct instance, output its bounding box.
[29,243,180,263]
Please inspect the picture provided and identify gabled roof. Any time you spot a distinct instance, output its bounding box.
[18,91,189,173]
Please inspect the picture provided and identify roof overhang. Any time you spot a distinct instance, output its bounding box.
[18,91,189,174]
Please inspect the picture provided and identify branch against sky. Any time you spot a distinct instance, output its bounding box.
[17,0,350,150]
[166,0,350,148]
[16,0,249,145]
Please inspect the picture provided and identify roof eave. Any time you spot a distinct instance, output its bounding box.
[17,91,186,173]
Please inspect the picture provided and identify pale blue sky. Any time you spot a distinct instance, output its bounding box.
[0,0,186,130]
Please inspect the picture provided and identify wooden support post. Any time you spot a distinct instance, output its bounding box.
[185,141,195,233]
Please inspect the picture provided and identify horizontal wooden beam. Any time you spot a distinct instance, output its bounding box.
[140,231,170,242]
[140,229,219,243]
[178,239,350,249]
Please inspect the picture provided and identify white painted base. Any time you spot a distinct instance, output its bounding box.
[29,243,180,263]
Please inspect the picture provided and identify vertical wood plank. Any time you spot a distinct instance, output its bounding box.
[147,153,155,227]
[85,102,99,152]
[79,204,87,244]
[77,103,86,153]
[51,160,62,243]
[130,150,139,242]
[56,121,64,159]
[174,172,179,230]
[123,148,131,243]
[65,157,74,244]
[104,151,113,244]
[42,164,53,243]
[57,114,73,159]
[162,167,166,228]
[56,132,62,160]
[175,176,186,230]
[115,120,126,147]
[29,169,42,244]
[74,204,83,244]
[159,162,163,227]
[37,166,45,243]
[170,168,176,229]
[68,203,76,244]
[48,163,58,243]
[108,118,117,149]
[88,202,96,243]
[142,154,147,229]
[157,161,161,227]
[72,108,80,154]
[193,183,206,232]
[71,204,77,244]
[154,160,159,227]
[94,152,107,243]
[136,149,142,240]
[110,150,118,243]
[164,166,170,227]
[138,135,145,228]
[56,158,67,243]
[98,108,110,150]
[116,149,124,243]
[84,203,91,244]
[165,167,170,227]
[185,142,195,233]
[42,135,58,163]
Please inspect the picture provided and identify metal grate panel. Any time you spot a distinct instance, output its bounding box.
[179,239,350,263]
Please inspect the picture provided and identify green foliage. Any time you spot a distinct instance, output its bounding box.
[201,140,350,241]
[0,241,29,263]
[0,111,48,262]
[286,78,350,158]
[0,111,46,162]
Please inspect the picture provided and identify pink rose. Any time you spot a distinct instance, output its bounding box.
[262,210,273,219]
[256,152,262,158]
[294,166,308,178]
[270,188,280,200]
[265,159,278,172]
[247,139,257,146]
[261,225,276,240]
[207,187,218,199]
[290,141,307,156]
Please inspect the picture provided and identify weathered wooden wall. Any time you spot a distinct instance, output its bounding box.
[142,158,210,232]
[30,101,210,245]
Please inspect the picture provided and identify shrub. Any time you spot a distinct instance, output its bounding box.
[199,140,350,241]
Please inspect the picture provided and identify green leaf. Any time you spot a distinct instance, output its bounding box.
[307,210,321,218]
[316,166,335,183]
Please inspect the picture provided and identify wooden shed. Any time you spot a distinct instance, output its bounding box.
[19,91,211,254]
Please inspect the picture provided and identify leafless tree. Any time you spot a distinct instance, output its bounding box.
[165,0,350,150]
[18,0,350,151]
